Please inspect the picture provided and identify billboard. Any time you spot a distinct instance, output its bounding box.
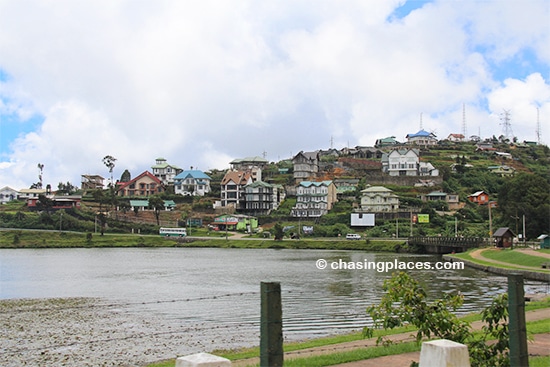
[417,214,430,223]
[351,213,375,227]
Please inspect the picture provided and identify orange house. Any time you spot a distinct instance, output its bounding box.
[467,190,489,205]
[117,171,164,197]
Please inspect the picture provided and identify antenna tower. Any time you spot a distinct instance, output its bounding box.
[330,136,334,149]
[536,107,541,144]
[462,103,467,139]
[500,109,514,140]
[419,113,423,130]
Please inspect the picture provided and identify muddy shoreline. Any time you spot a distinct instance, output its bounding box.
[0,298,254,367]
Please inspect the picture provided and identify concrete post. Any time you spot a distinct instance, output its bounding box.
[418,339,470,367]
[508,273,529,367]
[260,282,283,367]
[175,352,231,367]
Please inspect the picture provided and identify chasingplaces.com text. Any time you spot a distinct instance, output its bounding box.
[315,258,464,273]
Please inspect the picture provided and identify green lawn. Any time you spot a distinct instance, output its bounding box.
[480,248,549,268]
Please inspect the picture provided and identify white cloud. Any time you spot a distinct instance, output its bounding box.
[0,0,548,188]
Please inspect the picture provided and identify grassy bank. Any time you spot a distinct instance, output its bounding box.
[0,229,406,251]
[146,298,550,367]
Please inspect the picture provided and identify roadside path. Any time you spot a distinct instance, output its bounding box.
[231,308,550,367]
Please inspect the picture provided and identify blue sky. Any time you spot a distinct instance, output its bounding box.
[0,0,549,189]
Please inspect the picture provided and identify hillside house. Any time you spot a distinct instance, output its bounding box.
[151,158,182,185]
[244,181,285,215]
[229,156,268,182]
[18,188,47,200]
[291,181,337,218]
[446,133,465,142]
[420,191,462,210]
[375,136,400,148]
[81,175,104,192]
[468,191,489,205]
[173,170,212,196]
[220,170,253,209]
[383,149,419,176]
[292,151,319,183]
[359,185,399,212]
[117,171,164,197]
[488,165,515,177]
[0,186,18,204]
[27,195,82,211]
[406,130,437,146]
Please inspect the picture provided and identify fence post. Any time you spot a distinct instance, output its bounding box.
[260,282,283,367]
[508,273,529,367]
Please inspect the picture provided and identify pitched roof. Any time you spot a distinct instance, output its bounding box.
[299,180,333,187]
[493,227,515,237]
[221,170,252,185]
[406,130,437,139]
[117,171,162,190]
[230,156,269,164]
[174,170,211,180]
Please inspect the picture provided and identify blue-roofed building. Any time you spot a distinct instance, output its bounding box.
[405,129,437,146]
[174,170,212,196]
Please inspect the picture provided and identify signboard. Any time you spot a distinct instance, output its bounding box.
[417,214,430,223]
[350,213,375,227]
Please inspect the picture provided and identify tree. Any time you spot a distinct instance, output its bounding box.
[364,272,510,367]
[498,173,550,239]
[272,222,284,240]
[148,195,165,225]
[120,169,131,183]
[36,194,53,214]
[102,155,117,186]
[57,181,77,195]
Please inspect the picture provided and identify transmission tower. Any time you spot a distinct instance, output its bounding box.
[500,109,514,140]
[536,107,542,144]
[461,103,467,139]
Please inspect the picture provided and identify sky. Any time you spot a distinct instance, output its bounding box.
[0,0,549,189]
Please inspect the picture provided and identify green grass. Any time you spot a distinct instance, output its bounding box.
[450,249,550,273]
[146,297,550,367]
[0,230,178,248]
[531,356,550,367]
[481,248,549,268]
[0,229,406,250]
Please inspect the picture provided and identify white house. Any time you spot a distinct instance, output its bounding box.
[291,181,337,217]
[220,170,253,209]
[151,158,183,185]
[385,149,420,176]
[406,129,438,146]
[173,170,212,196]
[0,186,18,204]
[359,185,399,212]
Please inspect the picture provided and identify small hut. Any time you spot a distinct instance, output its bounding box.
[538,234,549,249]
[493,227,515,248]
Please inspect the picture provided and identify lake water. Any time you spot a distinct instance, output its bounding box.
[1,247,548,341]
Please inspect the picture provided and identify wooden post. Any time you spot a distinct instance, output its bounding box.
[508,273,529,367]
[260,282,283,367]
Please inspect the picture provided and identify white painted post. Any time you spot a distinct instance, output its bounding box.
[175,352,231,367]
[418,339,470,367]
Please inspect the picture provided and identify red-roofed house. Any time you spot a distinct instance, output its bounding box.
[447,133,465,142]
[117,171,164,197]
[467,190,489,205]
[220,170,253,209]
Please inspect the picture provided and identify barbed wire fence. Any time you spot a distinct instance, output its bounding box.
[0,289,372,359]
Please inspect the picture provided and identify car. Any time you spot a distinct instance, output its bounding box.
[346,233,362,240]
